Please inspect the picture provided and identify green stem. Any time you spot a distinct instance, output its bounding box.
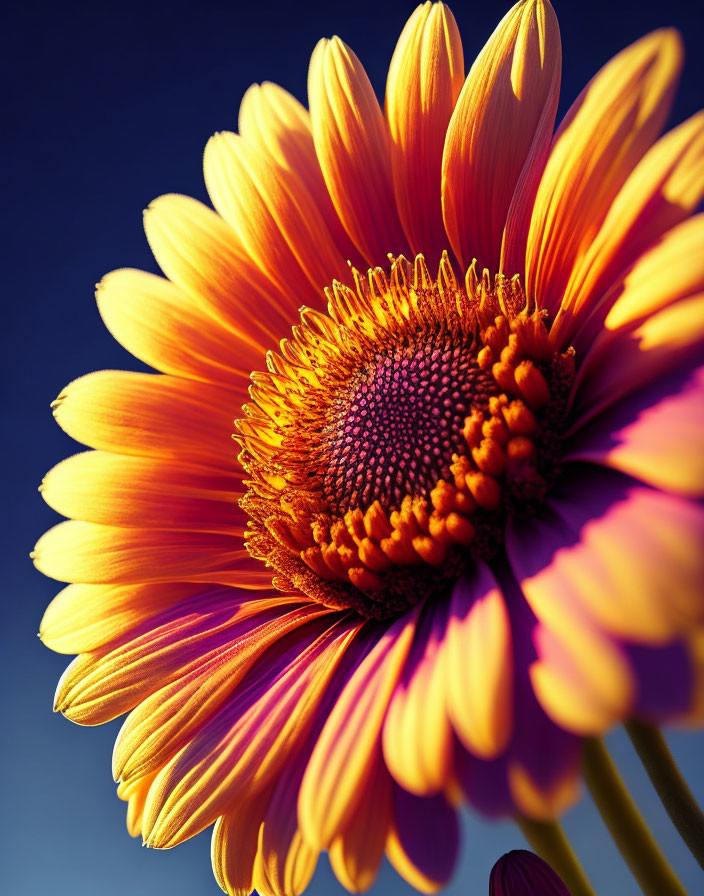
[626,720,704,871]
[582,738,687,896]
[515,816,596,896]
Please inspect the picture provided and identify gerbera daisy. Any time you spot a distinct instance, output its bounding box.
[35,1,704,894]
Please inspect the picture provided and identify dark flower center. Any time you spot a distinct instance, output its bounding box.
[237,255,574,619]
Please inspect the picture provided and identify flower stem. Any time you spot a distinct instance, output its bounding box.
[625,720,704,871]
[582,738,687,896]
[515,816,596,896]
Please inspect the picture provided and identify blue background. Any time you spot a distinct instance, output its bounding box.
[3,0,703,893]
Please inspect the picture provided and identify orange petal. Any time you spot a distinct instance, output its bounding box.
[113,603,327,785]
[211,788,273,896]
[252,745,320,896]
[52,371,241,471]
[142,620,359,848]
[117,771,159,838]
[41,450,244,533]
[203,131,347,303]
[96,268,253,386]
[39,582,206,654]
[238,82,363,268]
[508,475,704,648]
[569,215,704,426]
[530,623,635,736]
[328,747,392,893]
[298,609,418,848]
[444,566,514,759]
[144,194,287,354]
[566,366,704,497]
[442,0,561,273]
[32,520,264,587]
[386,2,464,264]
[552,111,704,345]
[382,604,454,795]
[52,592,292,725]
[308,36,407,265]
[527,28,683,316]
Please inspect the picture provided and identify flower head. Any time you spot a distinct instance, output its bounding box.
[35,1,704,894]
[490,850,571,895]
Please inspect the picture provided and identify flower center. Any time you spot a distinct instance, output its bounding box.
[323,331,495,514]
[238,254,574,619]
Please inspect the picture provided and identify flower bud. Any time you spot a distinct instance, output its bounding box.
[489,849,571,895]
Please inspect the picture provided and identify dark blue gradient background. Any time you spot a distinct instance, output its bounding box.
[3,0,703,893]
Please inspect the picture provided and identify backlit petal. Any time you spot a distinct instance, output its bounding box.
[328,747,392,892]
[143,620,358,848]
[113,604,326,784]
[32,520,264,587]
[442,0,561,272]
[308,36,406,264]
[527,28,683,316]
[552,111,704,345]
[298,610,418,848]
[445,566,514,759]
[382,603,453,795]
[565,366,704,496]
[96,268,253,385]
[238,81,363,267]
[39,582,205,654]
[41,450,244,533]
[386,2,464,264]
[508,469,704,646]
[211,789,273,896]
[54,593,296,725]
[144,194,287,353]
[52,371,241,471]
[203,131,347,303]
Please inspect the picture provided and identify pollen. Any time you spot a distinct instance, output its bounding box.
[237,254,575,619]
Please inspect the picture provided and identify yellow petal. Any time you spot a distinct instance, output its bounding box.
[308,36,406,265]
[53,593,286,725]
[527,28,683,315]
[553,111,704,345]
[530,622,635,735]
[445,567,513,758]
[570,215,704,424]
[328,748,391,892]
[382,606,453,794]
[143,621,358,848]
[113,603,326,784]
[118,770,159,838]
[52,370,241,471]
[144,194,286,353]
[508,760,580,821]
[39,582,204,654]
[32,520,257,587]
[442,0,561,272]
[566,366,704,497]
[298,609,418,848]
[238,81,362,266]
[96,268,253,385]
[211,789,272,896]
[508,482,704,648]
[386,789,458,893]
[203,131,347,303]
[386,2,464,264]
[41,450,243,533]
[252,747,320,896]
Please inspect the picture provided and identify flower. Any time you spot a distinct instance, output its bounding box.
[34,0,704,894]
[490,850,570,895]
